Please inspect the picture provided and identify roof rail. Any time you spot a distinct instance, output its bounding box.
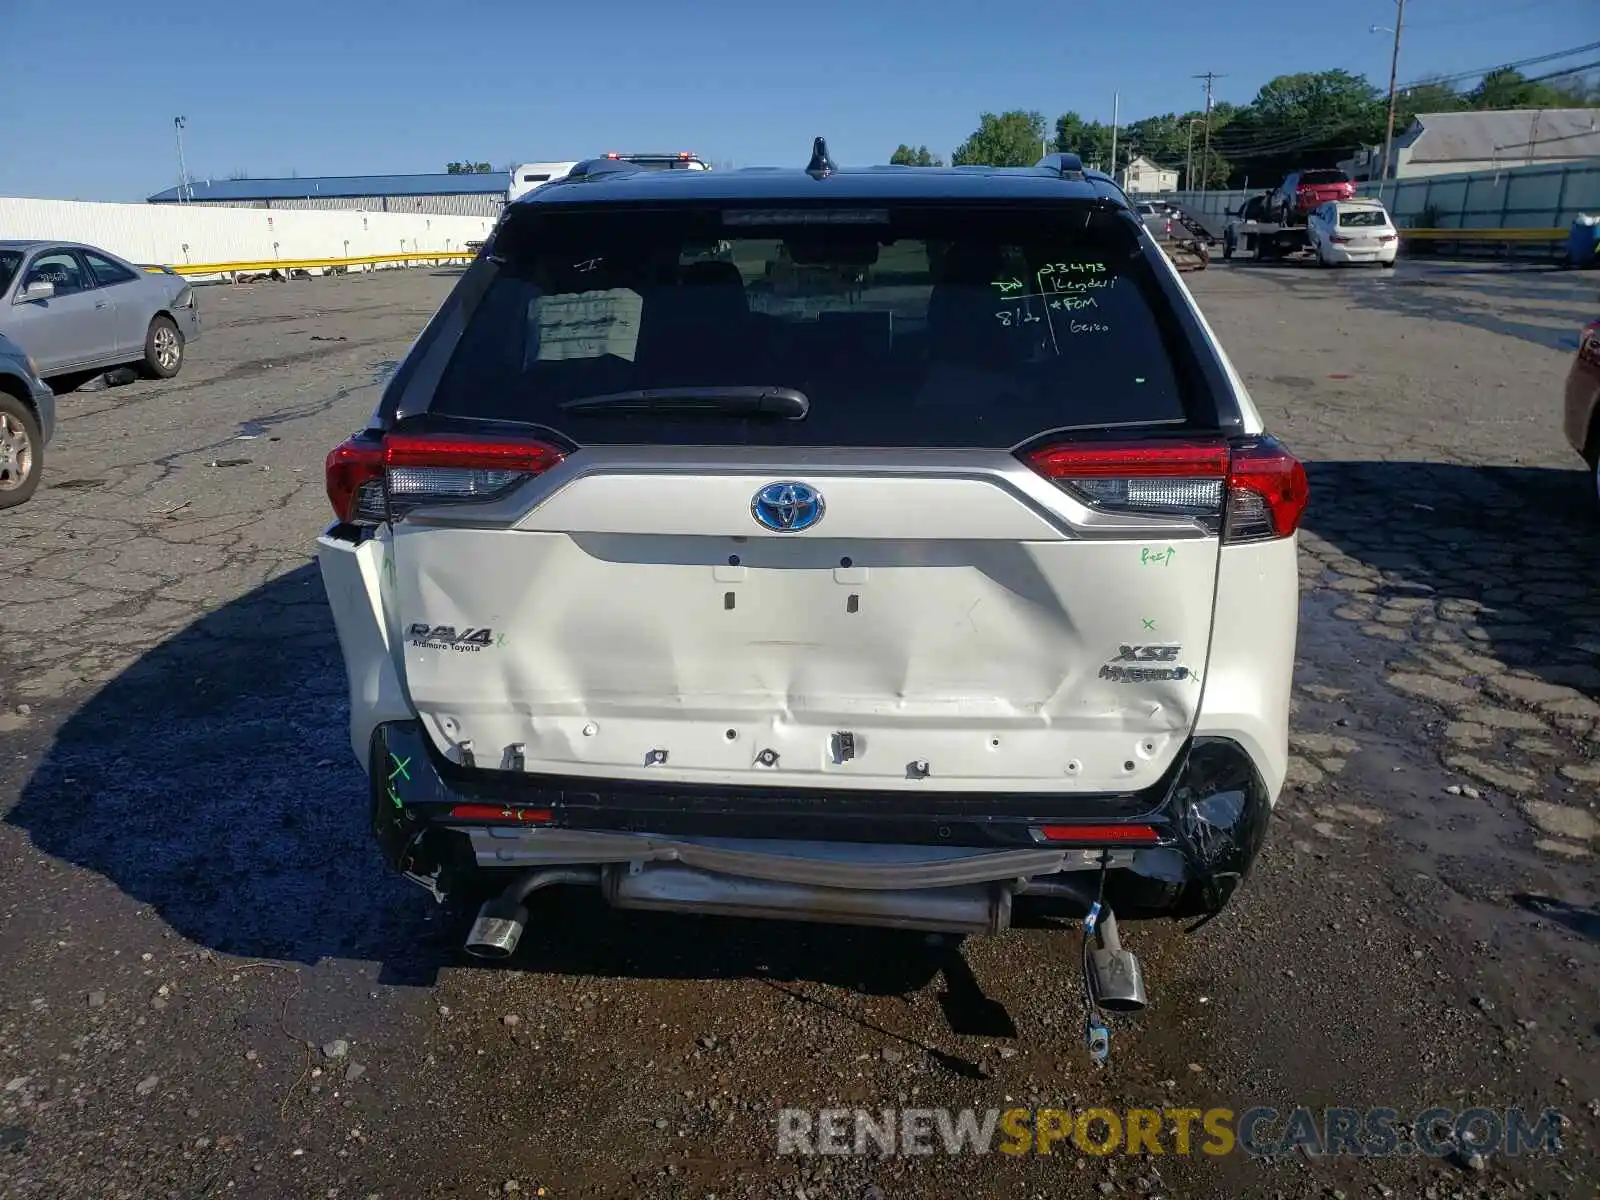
[560,157,644,182]
[1036,153,1085,180]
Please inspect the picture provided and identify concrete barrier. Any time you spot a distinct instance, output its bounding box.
[0,195,494,278]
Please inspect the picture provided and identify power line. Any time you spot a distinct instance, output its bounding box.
[1399,39,1600,90]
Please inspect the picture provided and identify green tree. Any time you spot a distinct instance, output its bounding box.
[446,161,494,174]
[953,110,1049,167]
[1247,70,1382,136]
[1052,111,1114,169]
[1214,72,1380,186]
[1467,67,1589,110]
[889,144,943,166]
[1393,77,1462,127]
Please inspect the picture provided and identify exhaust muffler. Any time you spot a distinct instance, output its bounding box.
[601,862,1012,935]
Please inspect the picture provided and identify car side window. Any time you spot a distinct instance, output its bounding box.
[23,250,92,297]
[84,251,138,287]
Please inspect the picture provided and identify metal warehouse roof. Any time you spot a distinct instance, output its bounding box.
[147,172,508,203]
[1403,108,1600,162]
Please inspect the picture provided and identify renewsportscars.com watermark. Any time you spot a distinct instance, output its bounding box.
[776,1106,1564,1159]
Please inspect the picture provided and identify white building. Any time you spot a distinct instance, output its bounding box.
[1117,156,1179,195]
[1339,108,1600,181]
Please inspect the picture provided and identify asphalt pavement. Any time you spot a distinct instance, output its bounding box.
[0,258,1596,1199]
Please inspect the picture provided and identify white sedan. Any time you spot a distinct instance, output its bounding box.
[1307,199,1399,268]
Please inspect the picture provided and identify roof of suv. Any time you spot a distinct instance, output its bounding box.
[512,164,1133,209]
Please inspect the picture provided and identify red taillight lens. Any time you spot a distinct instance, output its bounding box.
[1021,437,1307,542]
[1225,437,1309,540]
[325,438,385,524]
[1330,234,1352,244]
[323,433,567,525]
[1035,823,1160,845]
[448,804,553,824]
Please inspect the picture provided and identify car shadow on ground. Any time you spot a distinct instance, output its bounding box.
[6,564,451,986]
[507,891,1015,1058]
[1511,893,1600,941]
[4,561,1020,1025]
[1301,460,1600,701]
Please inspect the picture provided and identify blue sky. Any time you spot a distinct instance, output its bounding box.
[0,0,1582,201]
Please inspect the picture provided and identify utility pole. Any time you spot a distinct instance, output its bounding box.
[1377,0,1406,203]
[1193,72,1225,195]
[173,116,190,203]
[1185,119,1198,190]
[1109,91,1119,182]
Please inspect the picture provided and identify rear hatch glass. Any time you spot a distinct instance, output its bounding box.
[1300,170,1350,186]
[430,202,1203,447]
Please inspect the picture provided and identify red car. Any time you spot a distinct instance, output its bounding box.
[1271,169,1356,225]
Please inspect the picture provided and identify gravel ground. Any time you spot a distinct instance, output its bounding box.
[0,258,1596,1199]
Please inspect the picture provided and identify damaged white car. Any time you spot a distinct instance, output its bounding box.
[317,143,1307,1060]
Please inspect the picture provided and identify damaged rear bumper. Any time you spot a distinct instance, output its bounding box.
[368,720,1272,927]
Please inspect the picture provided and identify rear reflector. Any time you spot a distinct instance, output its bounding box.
[1035,824,1160,845]
[324,433,567,524]
[448,804,554,824]
[1020,437,1308,542]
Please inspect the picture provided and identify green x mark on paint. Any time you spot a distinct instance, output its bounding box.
[387,786,403,810]
[1142,618,1156,631]
[388,753,411,783]
[495,632,508,648]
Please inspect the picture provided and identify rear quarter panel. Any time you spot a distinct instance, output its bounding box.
[1565,328,1600,458]
[316,530,412,770]
[1194,535,1299,803]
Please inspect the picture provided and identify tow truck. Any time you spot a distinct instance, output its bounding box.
[1222,191,1313,262]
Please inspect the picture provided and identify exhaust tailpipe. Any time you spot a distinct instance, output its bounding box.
[1087,907,1147,1012]
[463,867,601,960]
[464,895,529,960]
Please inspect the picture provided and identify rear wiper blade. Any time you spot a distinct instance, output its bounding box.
[556,386,810,419]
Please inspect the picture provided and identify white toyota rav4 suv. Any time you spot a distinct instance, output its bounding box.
[318,143,1306,1053]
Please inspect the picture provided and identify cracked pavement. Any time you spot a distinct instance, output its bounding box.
[1,260,1597,1199]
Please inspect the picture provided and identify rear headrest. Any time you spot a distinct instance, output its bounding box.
[681,259,745,290]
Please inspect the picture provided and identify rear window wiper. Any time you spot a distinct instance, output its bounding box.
[556,386,810,419]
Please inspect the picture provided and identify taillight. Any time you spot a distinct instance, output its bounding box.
[1224,437,1309,540]
[1020,437,1307,542]
[1330,234,1352,244]
[325,438,385,525]
[324,433,567,525]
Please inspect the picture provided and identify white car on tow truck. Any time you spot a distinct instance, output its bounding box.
[1306,198,1399,268]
